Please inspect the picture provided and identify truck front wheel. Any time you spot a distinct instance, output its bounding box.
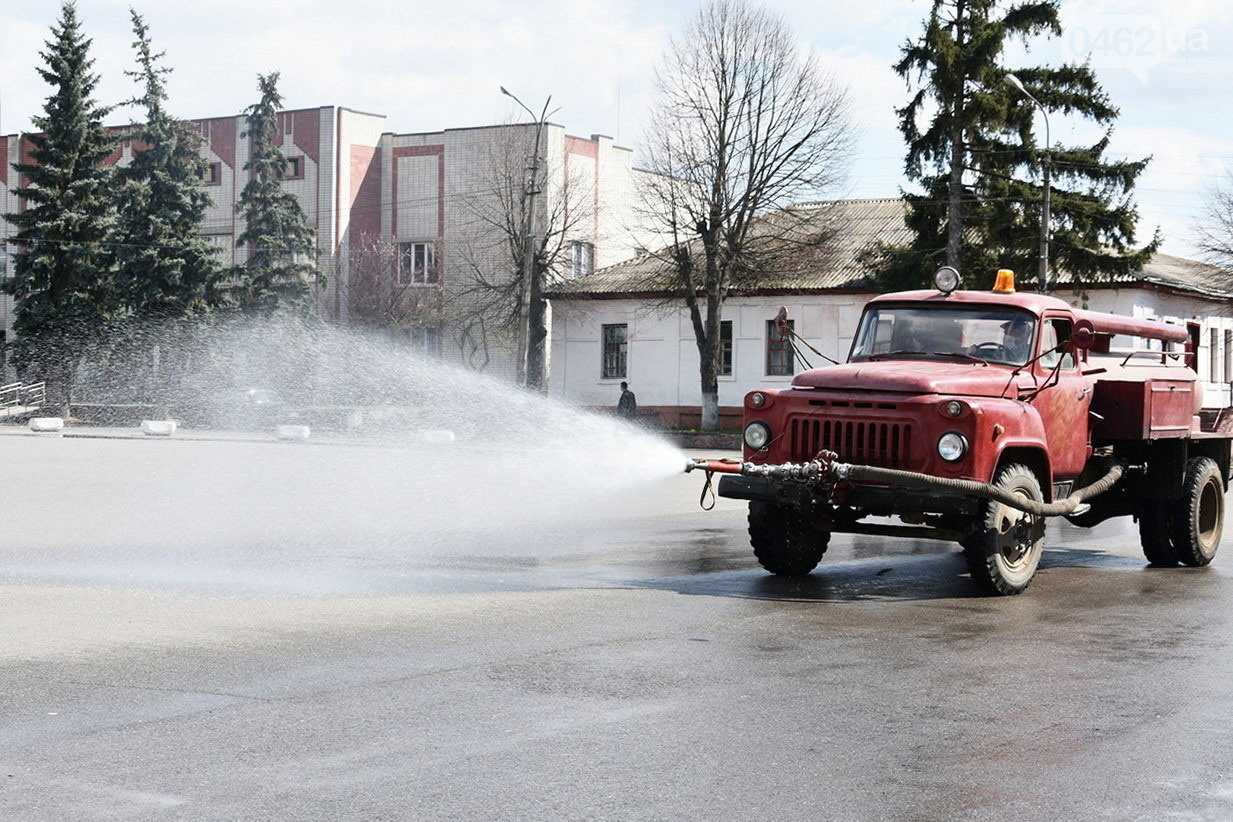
[964,463,1046,595]
[748,501,829,576]
[1171,457,1224,567]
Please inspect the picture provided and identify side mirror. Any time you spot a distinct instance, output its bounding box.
[1071,319,1096,351]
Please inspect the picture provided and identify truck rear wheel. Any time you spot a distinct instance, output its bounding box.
[748,501,829,576]
[1138,504,1178,566]
[964,463,1046,595]
[1171,457,1224,567]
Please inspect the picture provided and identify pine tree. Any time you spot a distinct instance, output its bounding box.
[111,10,220,321]
[233,72,319,313]
[878,0,1156,291]
[3,2,116,408]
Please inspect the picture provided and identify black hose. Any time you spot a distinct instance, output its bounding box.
[839,462,1126,517]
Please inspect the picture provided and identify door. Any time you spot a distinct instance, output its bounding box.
[1030,316,1092,479]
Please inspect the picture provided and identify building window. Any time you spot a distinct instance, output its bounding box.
[412,326,442,357]
[1224,330,1232,383]
[202,162,221,185]
[398,242,437,285]
[569,241,594,279]
[202,233,232,266]
[719,320,733,376]
[602,324,627,379]
[284,156,304,180]
[1211,328,1221,383]
[767,319,794,376]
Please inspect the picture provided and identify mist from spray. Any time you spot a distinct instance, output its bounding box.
[9,315,701,593]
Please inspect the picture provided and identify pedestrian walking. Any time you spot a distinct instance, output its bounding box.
[617,381,637,421]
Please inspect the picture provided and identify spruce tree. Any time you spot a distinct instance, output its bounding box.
[878,0,1156,291]
[3,2,116,408]
[233,72,319,313]
[112,10,220,320]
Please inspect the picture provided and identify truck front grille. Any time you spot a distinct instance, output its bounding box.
[788,417,913,469]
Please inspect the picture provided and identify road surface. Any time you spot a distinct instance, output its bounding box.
[2,430,1232,820]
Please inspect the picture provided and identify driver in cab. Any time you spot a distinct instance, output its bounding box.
[1002,318,1034,363]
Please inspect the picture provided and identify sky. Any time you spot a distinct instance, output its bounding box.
[1,0,1230,261]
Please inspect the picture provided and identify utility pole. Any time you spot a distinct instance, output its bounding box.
[1005,73,1051,294]
[946,4,966,270]
[500,86,555,389]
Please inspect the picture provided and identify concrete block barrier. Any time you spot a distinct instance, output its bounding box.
[140,420,177,437]
[28,417,64,433]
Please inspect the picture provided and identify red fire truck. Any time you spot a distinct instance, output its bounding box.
[687,267,1231,594]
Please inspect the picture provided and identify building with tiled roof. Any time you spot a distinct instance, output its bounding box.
[546,198,1233,427]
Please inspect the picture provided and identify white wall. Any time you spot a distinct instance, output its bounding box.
[550,294,871,407]
[551,287,1233,410]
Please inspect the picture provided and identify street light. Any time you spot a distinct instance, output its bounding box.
[1005,72,1051,295]
[499,85,557,389]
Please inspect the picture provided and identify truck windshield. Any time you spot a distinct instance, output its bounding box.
[850,306,1038,366]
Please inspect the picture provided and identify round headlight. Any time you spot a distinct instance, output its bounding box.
[744,421,772,450]
[750,392,767,408]
[937,431,968,462]
[933,266,960,294]
[942,400,964,418]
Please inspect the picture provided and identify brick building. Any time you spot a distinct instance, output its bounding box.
[0,107,654,381]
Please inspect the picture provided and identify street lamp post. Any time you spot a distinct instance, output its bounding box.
[500,86,554,389]
[1005,73,1051,295]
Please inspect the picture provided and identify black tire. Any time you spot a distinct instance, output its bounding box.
[1138,503,1179,566]
[963,463,1046,595]
[1171,457,1224,567]
[748,501,829,576]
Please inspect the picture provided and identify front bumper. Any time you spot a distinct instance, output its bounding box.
[717,474,979,517]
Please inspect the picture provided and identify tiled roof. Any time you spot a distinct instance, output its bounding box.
[548,197,1233,301]
[1052,252,1233,299]
[548,198,910,297]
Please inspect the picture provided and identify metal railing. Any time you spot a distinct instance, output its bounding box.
[1,381,45,418]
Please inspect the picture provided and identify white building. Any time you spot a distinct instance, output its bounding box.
[547,198,1233,426]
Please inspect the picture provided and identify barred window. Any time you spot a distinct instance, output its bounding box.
[767,319,794,376]
[602,324,627,379]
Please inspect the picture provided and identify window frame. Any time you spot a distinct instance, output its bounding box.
[569,240,594,279]
[284,156,305,180]
[397,241,438,286]
[719,320,734,377]
[766,318,795,377]
[601,323,628,380]
[412,325,442,358]
[202,162,222,186]
[1224,329,1232,383]
[1211,328,1222,383]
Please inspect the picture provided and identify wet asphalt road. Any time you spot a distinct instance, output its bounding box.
[3,431,1233,820]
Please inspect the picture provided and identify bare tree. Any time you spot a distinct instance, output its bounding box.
[453,122,595,384]
[640,0,852,430]
[336,234,443,339]
[1197,174,1233,274]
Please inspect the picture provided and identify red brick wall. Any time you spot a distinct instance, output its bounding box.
[349,144,381,242]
